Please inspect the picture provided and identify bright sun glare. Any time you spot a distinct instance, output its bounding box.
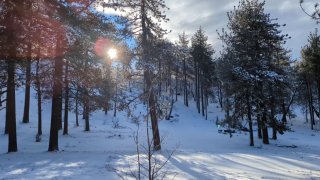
[108,48,117,59]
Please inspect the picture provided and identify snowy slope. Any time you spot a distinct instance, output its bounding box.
[0,89,319,179]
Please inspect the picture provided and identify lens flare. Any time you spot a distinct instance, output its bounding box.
[94,38,110,57]
[108,48,117,59]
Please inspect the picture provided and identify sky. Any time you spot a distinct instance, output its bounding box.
[163,0,319,60]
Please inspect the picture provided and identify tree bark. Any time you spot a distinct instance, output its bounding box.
[36,57,42,135]
[271,95,277,140]
[7,60,17,152]
[63,60,69,135]
[58,88,63,130]
[262,110,269,144]
[175,65,178,102]
[84,88,90,131]
[306,78,315,130]
[141,0,161,150]
[246,92,254,146]
[257,114,262,139]
[75,86,79,127]
[48,37,63,151]
[201,73,205,117]
[22,43,32,123]
[183,56,188,107]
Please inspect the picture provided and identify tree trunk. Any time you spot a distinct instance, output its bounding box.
[175,66,178,102]
[257,114,262,139]
[205,92,208,120]
[305,104,309,123]
[7,60,17,152]
[36,58,42,135]
[141,0,161,151]
[75,86,79,127]
[48,37,63,151]
[22,43,32,124]
[262,110,269,144]
[83,100,86,120]
[63,60,69,135]
[318,80,320,122]
[281,100,287,123]
[197,66,201,114]
[58,88,63,130]
[5,109,8,134]
[114,80,117,117]
[246,93,254,146]
[194,60,198,102]
[84,88,90,131]
[183,56,188,107]
[219,82,223,108]
[146,70,161,150]
[201,74,205,117]
[306,78,315,130]
[158,57,162,96]
[271,95,277,140]
[0,89,2,107]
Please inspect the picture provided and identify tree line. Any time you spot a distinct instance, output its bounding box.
[0,0,319,153]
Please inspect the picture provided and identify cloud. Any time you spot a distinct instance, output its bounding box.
[163,0,318,59]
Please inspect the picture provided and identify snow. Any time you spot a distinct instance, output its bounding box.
[0,89,320,179]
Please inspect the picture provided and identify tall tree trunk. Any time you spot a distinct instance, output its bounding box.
[48,37,63,151]
[306,78,315,130]
[83,99,86,120]
[262,109,269,144]
[84,88,90,131]
[141,0,161,151]
[271,95,277,140]
[75,86,79,127]
[7,60,17,152]
[5,109,8,134]
[0,89,2,107]
[201,73,205,117]
[218,81,223,108]
[22,43,32,123]
[305,103,309,123]
[175,65,178,102]
[36,57,42,135]
[195,63,200,113]
[246,92,254,146]
[58,88,63,130]
[63,60,69,135]
[317,80,320,121]
[158,57,162,96]
[205,92,208,120]
[114,79,117,117]
[257,114,262,139]
[148,76,161,150]
[194,60,198,102]
[281,100,287,123]
[183,56,188,107]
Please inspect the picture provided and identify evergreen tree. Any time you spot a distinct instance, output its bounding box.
[102,0,169,150]
[190,27,214,118]
[218,0,290,146]
[300,29,320,130]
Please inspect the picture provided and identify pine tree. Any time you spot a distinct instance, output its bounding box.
[218,0,290,146]
[102,0,169,150]
[178,32,191,107]
[191,27,214,118]
[300,29,320,130]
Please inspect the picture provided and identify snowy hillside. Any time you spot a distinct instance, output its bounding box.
[0,89,319,179]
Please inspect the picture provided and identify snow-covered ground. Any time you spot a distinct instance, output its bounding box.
[0,89,319,179]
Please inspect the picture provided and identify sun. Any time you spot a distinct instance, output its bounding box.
[107,48,117,59]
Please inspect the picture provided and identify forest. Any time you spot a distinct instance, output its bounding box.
[0,0,319,179]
